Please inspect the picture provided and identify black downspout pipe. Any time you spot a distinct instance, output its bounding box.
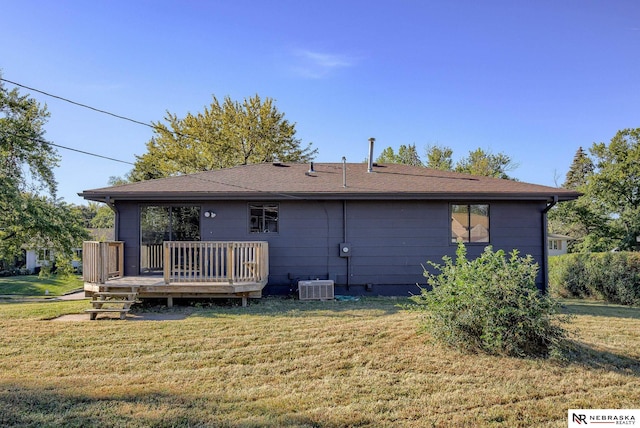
[343,200,350,290]
[541,196,558,294]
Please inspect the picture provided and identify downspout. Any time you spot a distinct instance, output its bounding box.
[343,157,350,288]
[343,199,350,289]
[541,196,558,294]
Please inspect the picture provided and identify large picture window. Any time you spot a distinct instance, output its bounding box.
[140,205,200,273]
[249,203,278,233]
[451,204,489,243]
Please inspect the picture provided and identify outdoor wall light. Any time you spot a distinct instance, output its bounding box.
[204,211,216,218]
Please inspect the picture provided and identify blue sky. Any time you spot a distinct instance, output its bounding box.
[2,0,639,205]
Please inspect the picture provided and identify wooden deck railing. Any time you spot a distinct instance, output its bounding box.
[141,243,164,272]
[163,241,269,285]
[83,241,124,283]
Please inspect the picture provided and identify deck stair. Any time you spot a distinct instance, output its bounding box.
[85,285,140,320]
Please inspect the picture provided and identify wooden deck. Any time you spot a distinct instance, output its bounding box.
[83,241,268,307]
[84,276,263,308]
[84,276,264,297]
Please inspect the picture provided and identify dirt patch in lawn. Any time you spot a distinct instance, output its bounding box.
[52,312,190,321]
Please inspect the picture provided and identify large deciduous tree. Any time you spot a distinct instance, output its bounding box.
[550,129,640,252]
[588,128,640,250]
[0,77,88,262]
[129,95,317,181]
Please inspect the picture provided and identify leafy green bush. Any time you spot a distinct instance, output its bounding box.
[549,252,640,306]
[411,243,569,358]
[548,254,592,298]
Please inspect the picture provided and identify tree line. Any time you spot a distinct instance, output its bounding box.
[375,144,517,180]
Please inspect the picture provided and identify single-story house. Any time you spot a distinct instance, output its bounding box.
[79,159,579,303]
[21,228,116,274]
[547,233,573,256]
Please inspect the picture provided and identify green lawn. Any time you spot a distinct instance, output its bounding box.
[0,297,638,427]
[0,274,83,297]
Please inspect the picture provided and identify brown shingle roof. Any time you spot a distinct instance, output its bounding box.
[79,163,580,202]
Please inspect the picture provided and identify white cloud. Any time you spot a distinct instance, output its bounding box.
[290,49,358,79]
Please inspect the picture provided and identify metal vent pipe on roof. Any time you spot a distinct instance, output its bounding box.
[308,162,315,173]
[367,137,375,173]
[342,156,347,187]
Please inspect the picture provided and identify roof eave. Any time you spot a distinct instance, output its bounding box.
[78,191,580,202]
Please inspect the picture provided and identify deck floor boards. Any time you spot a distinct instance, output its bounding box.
[84,276,265,298]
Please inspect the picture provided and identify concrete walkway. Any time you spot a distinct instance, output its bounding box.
[57,290,88,300]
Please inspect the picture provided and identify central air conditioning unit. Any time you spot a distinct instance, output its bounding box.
[298,280,334,301]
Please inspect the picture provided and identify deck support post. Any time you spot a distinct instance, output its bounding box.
[167,296,173,308]
[241,293,248,307]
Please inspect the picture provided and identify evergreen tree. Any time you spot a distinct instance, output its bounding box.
[563,147,594,189]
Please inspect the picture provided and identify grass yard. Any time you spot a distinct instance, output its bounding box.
[0,274,83,297]
[0,297,638,427]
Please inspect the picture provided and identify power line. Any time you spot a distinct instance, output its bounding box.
[49,141,135,165]
[1,78,156,131]
[3,130,135,165]
[4,130,300,198]
[0,77,200,142]
[1,78,305,199]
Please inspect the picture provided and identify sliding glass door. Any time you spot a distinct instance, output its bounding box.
[140,206,200,274]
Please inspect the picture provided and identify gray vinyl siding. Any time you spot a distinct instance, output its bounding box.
[267,201,345,285]
[345,201,448,288]
[115,201,140,277]
[114,199,547,293]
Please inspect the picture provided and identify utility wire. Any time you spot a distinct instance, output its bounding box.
[4,130,301,198]
[1,78,156,131]
[0,77,201,142]
[1,78,305,199]
[49,141,136,165]
[3,130,135,165]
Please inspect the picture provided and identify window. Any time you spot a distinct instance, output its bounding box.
[451,204,489,243]
[249,204,279,233]
[38,249,53,261]
[140,205,201,273]
[549,240,561,250]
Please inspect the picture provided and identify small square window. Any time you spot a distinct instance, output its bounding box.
[451,204,489,243]
[249,204,279,233]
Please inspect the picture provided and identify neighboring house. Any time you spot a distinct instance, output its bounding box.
[22,228,115,274]
[24,247,77,273]
[79,160,579,300]
[547,233,573,256]
[25,248,54,273]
